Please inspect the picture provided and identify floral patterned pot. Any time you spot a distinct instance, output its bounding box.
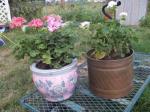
[30,59,78,102]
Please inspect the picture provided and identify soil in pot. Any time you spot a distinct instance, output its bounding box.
[87,50,134,99]
[36,61,52,69]
[36,60,71,69]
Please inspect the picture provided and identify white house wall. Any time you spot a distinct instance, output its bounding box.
[116,0,148,25]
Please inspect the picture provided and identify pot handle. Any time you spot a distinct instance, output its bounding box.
[77,62,87,74]
[102,0,121,20]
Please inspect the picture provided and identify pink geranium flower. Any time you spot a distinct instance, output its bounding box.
[42,16,49,21]
[46,15,63,32]
[28,19,44,28]
[10,17,26,29]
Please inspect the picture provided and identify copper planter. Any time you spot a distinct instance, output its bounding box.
[87,50,134,99]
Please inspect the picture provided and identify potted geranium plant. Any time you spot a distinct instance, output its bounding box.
[1,15,81,102]
[86,1,137,99]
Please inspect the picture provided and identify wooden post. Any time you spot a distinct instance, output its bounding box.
[60,0,65,8]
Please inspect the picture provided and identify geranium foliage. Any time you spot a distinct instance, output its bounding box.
[89,20,136,59]
[13,26,81,69]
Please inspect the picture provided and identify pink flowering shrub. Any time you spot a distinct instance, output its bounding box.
[28,19,44,28]
[46,15,63,32]
[10,17,26,29]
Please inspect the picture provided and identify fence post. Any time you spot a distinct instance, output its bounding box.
[0,0,11,23]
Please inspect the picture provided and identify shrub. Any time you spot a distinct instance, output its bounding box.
[45,3,102,23]
[140,15,150,27]
[9,0,43,20]
[140,1,150,27]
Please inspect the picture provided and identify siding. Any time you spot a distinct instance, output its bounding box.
[116,0,148,25]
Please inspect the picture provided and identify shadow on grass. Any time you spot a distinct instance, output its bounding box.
[0,47,33,111]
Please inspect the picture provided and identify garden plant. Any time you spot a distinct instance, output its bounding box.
[86,0,137,99]
[0,15,83,102]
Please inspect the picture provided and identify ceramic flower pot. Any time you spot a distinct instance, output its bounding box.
[30,59,78,102]
[87,50,134,99]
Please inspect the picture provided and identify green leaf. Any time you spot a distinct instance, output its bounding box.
[30,51,39,58]
[35,39,41,44]
[38,44,46,49]
[95,51,106,60]
[42,52,52,65]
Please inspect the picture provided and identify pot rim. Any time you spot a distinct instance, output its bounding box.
[87,49,134,62]
[30,58,77,75]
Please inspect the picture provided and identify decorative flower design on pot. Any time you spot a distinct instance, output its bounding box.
[69,76,77,85]
[48,82,67,101]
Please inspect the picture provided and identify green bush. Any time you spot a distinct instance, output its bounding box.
[9,0,43,20]
[45,3,103,23]
[140,15,150,27]
[60,4,101,23]
[140,2,150,27]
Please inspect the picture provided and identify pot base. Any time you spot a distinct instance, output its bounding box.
[90,83,133,99]
[45,93,73,102]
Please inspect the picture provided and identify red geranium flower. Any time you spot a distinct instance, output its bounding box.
[10,17,26,29]
[28,19,44,28]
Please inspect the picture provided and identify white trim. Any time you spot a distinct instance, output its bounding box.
[5,0,11,22]
[0,0,11,23]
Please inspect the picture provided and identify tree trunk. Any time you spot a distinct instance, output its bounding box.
[60,0,65,8]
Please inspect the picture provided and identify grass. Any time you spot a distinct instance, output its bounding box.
[133,85,150,112]
[0,52,32,111]
[0,3,150,112]
[133,7,150,112]
[132,28,150,53]
[0,32,34,112]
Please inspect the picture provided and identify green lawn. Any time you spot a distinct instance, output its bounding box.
[133,85,150,112]
[132,27,150,53]
[132,27,150,112]
[0,48,32,112]
[0,32,34,111]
